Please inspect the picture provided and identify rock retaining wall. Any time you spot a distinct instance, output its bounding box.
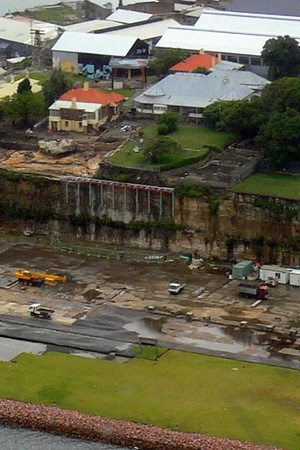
[0,399,282,450]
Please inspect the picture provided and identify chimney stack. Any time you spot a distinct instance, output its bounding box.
[71,97,77,109]
[83,81,89,91]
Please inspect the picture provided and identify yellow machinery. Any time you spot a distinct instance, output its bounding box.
[16,270,68,286]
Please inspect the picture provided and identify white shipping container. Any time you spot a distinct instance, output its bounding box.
[289,270,300,287]
[259,265,290,285]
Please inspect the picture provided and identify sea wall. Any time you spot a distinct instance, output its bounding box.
[0,399,282,450]
[0,171,299,264]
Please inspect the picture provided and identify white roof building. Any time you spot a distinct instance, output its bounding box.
[0,16,58,46]
[103,19,180,41]
[156,9,300,59]
[52,31,138,57]
[50,100,101,113]
[194,9,300,38]
[107,9,153,24]
[63,20,122,33]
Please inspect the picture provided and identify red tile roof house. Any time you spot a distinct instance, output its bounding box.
[169,52,221,73]
[48,82,126,133]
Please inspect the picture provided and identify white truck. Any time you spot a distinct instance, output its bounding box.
[168,282,185,295]
[28,303,54,319]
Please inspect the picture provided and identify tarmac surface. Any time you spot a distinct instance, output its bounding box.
[0,239,299,369]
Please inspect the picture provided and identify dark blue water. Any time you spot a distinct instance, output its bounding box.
[0,426,131,450]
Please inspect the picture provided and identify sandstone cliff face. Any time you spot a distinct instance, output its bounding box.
[0,173,299,264]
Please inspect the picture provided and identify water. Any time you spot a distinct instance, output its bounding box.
[0,0,74,16]
[0,426,131,450]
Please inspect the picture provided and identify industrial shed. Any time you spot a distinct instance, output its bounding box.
[259,265,290,285]
[52,31,148,75]
[156,9,300,74]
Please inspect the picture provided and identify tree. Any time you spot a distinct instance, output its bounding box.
[17,77,32,94]
[157,111,180,134]
[218,98,266,139]
[203,101,234,129]
[260,77,300,113]
[257,109,300,168]
[146,137,182,164]
[43,69,72,106]
[261,35,300,80]
[1,92,47,127]
[149,49,189,76]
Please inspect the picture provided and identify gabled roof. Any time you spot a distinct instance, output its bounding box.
[170,53,217,72]
[194,8,300,38]
[134,72,253,109]
[50,100,101,113]
[0,16,57,46]
[63,20,121,33]
[156,26,300,57]
[107,9,153,24]
[60,87,125,106]
[52,31,138,57]
[104,18,179,40]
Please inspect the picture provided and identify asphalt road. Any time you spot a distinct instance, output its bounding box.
[0,306,299,370]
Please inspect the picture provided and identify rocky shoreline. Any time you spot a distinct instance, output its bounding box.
[0,399,284,450]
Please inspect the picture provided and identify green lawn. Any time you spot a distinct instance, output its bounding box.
[0,350,299,449]
[232,173,300,200]
[109,125,235,168]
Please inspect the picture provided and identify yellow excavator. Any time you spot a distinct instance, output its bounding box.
[16,269,68,286]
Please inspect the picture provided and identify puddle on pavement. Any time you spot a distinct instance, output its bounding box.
[124,317,166,339]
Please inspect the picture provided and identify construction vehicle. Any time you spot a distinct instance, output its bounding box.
[16,270,67,286]
[168,282,185,295]
[28,303,54,319]
[238,283,269,300]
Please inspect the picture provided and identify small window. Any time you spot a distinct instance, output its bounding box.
[251,57,261,66]
[78,121,82,128]
[227,55,237,62]
[239,56,249,65]
[65,120,69,127]
[275,272,281,279]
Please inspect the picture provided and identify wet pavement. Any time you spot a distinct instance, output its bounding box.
[0,241,299,368]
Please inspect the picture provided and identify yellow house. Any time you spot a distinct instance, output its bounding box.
[48,82,125,133]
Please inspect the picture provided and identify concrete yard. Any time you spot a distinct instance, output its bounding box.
[0,239,299,367]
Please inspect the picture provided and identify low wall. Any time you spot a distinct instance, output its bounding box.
[0,399,282,450]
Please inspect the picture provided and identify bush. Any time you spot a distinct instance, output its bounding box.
[157,112,180,134]
[157,123,169,135]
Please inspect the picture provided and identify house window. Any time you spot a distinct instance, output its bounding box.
[65,120,69,127]
[153,104,167,113]
[275,272,281,279]
[78,121,82,128]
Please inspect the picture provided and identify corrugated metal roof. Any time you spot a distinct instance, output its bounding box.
[134,72,253,109]
[104,19,179,40]
[156,26,300,56]
[208,70,269,89]
[63,20,121,33]
[194,8,300,38]
[50,100,101,112]
[107,9,152,24]
[0,16,57,45]
[212,60,244,71]
[52,31,138,57]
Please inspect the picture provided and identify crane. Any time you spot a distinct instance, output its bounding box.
[16,270,68,286]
